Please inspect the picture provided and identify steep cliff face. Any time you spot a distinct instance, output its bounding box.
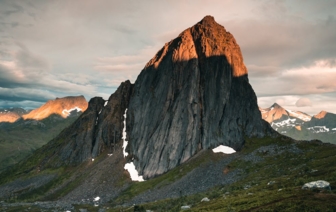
[127,16,275,179]
[41,81,133,167]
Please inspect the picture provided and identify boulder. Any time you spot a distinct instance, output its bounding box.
[302,180,330,190]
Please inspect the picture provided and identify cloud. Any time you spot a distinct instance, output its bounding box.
[251,60,336,97]
[0,0,335,115]
[295,98,312,107]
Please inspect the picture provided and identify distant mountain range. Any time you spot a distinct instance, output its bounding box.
[260,103,336,144]
[0,108,29,123]
[0,96,88,171]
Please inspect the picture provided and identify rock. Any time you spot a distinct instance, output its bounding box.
[127,15,276,179]
[201,197,210,202]
[302,180,330,190]
[35,81,133,168]
[22,96,88,120]
[181,205,191,210]
[267,181,276,186]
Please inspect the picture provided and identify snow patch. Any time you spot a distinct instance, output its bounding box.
[212,145,236,154]
[92,158,94,162]
[124,162,145,182]
[332,128,336,131]
[104,101,108,107]
[307,126,329,133]
[272,118,297,128]
[93,196,100,201]
[108,153,113,157]
[122,108,128,157]
[62,107,82,117]
[287,110,311,121]
[98,109,102,114]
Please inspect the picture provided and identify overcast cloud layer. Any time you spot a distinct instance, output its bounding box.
[0,0,335,115]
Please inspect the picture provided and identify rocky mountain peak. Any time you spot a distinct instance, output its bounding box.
[314,110,328,119]
[271,103,282,109]
[127,16,275,178]
[33,16,275,179]
[198,15,216,26]
[22,96,88,120]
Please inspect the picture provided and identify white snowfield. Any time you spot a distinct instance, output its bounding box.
[124,162,145,182]
[212,145,236,154]
[93,196,100,201]
[307,126,329,133]
[332,128,336,131]
[287,109,311,122]
[62,107,82,117]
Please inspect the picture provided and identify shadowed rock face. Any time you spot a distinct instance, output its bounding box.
[40,81,133,167]
[127,16,275,179]
[35,16,275,177]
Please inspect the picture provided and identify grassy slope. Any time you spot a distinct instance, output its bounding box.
[1,136,336,211]
[285,127,336,145]
[108,136,336,211]
[0,116,78,172]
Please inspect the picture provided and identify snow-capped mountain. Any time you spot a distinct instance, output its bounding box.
[260,103,311,133]
[22,96,88,120]
[260,103,336,144]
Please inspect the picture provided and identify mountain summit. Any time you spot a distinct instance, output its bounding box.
[22,96,88,120]
[29,16,275,179]
[127,15,274,178]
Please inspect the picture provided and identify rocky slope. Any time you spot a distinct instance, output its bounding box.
[22,96,88,120]
[34,81,133,167]
[127,16,275,179]
[0,108,28,123]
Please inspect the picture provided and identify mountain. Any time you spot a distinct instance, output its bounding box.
[3,16,336,211]
[260,104,336,144]
[22,95,88,120]
[25,15,275,179]
[0,108,28,123]
[260,103,311,123]
[127,16,275,178]
[0,96,88,172]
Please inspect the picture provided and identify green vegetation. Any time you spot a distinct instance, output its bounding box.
[285,127,336,145]
[1,135,336,211]
[0,115,78,172]
[109,136,336,211]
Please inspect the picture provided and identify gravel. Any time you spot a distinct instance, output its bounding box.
[125,153,241,206]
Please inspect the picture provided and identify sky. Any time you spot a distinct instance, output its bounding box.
[0,0,335,115]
